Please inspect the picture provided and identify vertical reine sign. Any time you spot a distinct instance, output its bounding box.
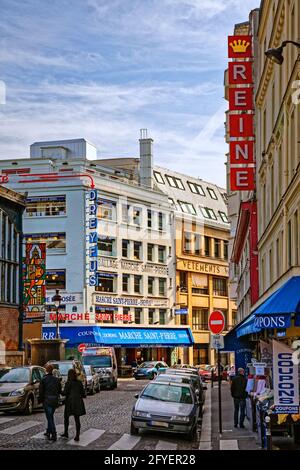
[228,36,255,191]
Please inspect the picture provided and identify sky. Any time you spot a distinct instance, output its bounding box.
[0,0,259,187]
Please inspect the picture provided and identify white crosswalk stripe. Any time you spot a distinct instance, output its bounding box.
[220,439,239,450]
[155,440,178,450]
[108,433,141,450]
[0,420,41,435]
[32,424,74,439]
[0,417,16,425]
[68,428,105,447]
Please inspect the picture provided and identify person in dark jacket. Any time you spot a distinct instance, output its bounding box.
[39,364,62,441]
[60,368,86,441]
[231,367,248,428]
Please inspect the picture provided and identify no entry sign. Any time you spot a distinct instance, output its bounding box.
[208,310,225,335]
[78,343,86,354]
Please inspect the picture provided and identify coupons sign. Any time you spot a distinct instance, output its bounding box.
[273,340,299,414]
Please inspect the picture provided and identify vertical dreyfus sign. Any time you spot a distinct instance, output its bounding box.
[86,190,98,286]
[272,340,299,414]
[228,35,255,191]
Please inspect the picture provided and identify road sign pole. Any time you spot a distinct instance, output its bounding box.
[218,349,222,436]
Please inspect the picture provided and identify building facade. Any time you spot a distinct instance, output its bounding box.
[0,185,25,366]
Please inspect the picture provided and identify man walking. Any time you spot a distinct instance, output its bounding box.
[39,364,62,441]
[231,367,248,429]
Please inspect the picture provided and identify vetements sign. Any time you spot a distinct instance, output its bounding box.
[273,340,299,414]
[227,34,255,192]
[208,310,225,335]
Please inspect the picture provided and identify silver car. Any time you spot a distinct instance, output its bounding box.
[84,365,100,395]
[131,381,199,440]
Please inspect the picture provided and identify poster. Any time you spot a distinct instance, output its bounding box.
[23,243,46,322]
[273,340,299,414]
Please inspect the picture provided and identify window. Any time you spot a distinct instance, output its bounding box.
[159,309,166,325]
[96,273,116,293]
[200,207,217,220]
[178,201,197,215]
[148,309,155,325]
[133,207,142,226]
[134,308,142,324]
[179,271,188,291]
[158,246,166,263]
[123,307,131,325]
[133,241,142,260]
[158,212,165,231]
[184,232,193,254]
[122,204,130,223]
[98,237,116,257]
[168,198,176,208]
[166,175,185,190]
[98,199,117,221]
[25,195,66,217]
[159,278,166,296]
[148,244,154,262]
[288,220,292,268]
[147,210,153,228]
[122,274,130,293]
[122,240,129,258]
[214,239,221,258]
[154,171,165,184]
[24,233,66,254]
[46,270,66,289]
[224,241,229,260]
[204,236,210,257]
[192,309,209,330]
[134,275,142,294]
[148,277,155,295]
[194,234,201,255]
[207,188,218,200]
[219,211,229,223]
[213,277,227,297]
[187,182,205,196]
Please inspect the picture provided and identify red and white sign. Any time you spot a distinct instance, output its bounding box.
[78,344,86,353]
[230,141,254,165]
[0,175,9,184]
[228,35,252,59]
[229,114,254,138]
[208,310,225,335]
[230,167,255,191]
[228,62,253,85]
[229,87,253,111]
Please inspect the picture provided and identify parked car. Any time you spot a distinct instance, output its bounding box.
[154,373,206,416]
[134,361,168,380]
[131,381,199,440]
[198,365,213,382]
[0,367,11,379]
[45,360,87,393]
[0,366,46,415]
[82,347,118,390]
[84,365,101,395]
[210,364,227,381]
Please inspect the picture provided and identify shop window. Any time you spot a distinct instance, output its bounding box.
[147,244,154,262]
[159,309,166,325]
[148,277,155,295]
[98,237,116,257]
[192,309,209,330]
[133,207,142,226]
[122,274,130,293]
[193,344,209,365]
[134,308,142,324]
[158,245,166,263]
[98,199,117,221]
[134,275,142,294]
[122,239,129,258]
[213,277,227,297]
[133,241,142,260]
[148,309,155,325]
[159,278,166,296]
[25,196,66,218]
[96,273,116,293]
[95,306,117,324]
[46,270,66,289]
[24,233,66,254]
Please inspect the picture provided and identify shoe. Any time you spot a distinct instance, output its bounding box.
[44,432,50,438]
[49,434,57,442]
[240,425,245,429]
[234,424,238,428]
[60,433,69,439]
[74,435,80,442]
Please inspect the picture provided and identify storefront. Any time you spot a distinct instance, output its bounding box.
[42,324,194,368]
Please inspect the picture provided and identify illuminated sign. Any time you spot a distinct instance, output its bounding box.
[85,190,98,286]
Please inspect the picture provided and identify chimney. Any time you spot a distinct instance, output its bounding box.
[139,129,153,189]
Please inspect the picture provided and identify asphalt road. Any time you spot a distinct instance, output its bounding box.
[0,378,201,450]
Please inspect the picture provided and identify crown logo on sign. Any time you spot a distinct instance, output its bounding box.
[230,39,250,53]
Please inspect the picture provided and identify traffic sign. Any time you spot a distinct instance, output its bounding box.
[210,334,224,350]
[78,343,86,353]
[208,310,225,335]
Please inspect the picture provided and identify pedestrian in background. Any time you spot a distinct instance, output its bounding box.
[61,368,86,441]
[39,364,61,441]
[231,367,248,429]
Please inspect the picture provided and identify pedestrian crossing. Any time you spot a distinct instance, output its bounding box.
[0,415,190,450]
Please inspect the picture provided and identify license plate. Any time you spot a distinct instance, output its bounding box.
[150,421,169,428]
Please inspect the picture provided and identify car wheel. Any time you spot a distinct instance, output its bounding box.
[130,422,139,435]
[24,396,34,416]
[186,423,197,441]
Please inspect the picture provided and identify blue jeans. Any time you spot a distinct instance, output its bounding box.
[234,398,246,427]
[44,404,56,435]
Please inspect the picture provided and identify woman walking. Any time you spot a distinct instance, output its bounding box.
[61,369,86,441]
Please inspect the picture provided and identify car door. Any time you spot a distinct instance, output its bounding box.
[31,368,41,408]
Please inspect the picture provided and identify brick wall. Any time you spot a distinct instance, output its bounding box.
[0,307,19,351]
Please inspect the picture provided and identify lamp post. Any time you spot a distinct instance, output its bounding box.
[265,40,300,65]
[52,289,62,339]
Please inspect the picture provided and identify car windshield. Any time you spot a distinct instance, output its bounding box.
[139,362,155,369]
[141,383,193,404]
[53,363,74,375]
[84,366,92,374]
[83,356,112,367]
[0,368,30,383]
[0,369,10,379]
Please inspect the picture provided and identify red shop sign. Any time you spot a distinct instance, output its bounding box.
[228,35,252,59]
[230,141,254,165]
[230,167,255,191]
[229,87,253,111]
[228,62,253,85]
[229,114,254,138]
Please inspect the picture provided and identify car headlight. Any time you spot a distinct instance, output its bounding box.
[9,388,26,397]
[170,416,190,422]
[132,411,151,418]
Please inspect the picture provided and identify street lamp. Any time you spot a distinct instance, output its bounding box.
[265,40,300,65]
[52,289,62,339]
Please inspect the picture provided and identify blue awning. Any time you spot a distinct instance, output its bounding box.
[254,276,300,315]
[42,325,194,347]
[236,314,261,338]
